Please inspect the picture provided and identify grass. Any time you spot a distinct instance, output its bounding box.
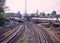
[42,26,50,32]
[43,26,60,43]
[0,27,3,30]
[3,30,12,36]
[17,37,28,43]
[56,35,60,43]
[44,28,50,31]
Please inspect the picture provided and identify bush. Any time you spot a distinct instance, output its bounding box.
[0,12,4,26]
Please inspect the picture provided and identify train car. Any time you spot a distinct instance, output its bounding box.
[31,17,57,23]
[9,17,23,22]
[14,17,23,22]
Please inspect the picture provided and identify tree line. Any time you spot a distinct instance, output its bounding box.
[30,10,57,18]
[0,0,6,26]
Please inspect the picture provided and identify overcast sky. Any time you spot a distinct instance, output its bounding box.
[6,0,60,14]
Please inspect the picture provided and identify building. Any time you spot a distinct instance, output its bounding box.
[17,11,22,18]
[4,13,15,17]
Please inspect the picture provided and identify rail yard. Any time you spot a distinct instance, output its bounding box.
[0,17,60,43]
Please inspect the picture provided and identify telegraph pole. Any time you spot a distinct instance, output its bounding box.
[36,9,38,17]
[25,0,27,16]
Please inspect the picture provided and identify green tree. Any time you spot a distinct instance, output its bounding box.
[0,13,4,26]
[40,12,45,17]
[51,10,56,17]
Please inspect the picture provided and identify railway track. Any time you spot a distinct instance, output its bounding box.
[0,20,19,39]
[8,25,25,43]
[26,24,41,43]
[24,21,54,43]
[0,25,23,43]
[0,18,56,43]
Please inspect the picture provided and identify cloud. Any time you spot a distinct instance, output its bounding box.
[6,0,60,14]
